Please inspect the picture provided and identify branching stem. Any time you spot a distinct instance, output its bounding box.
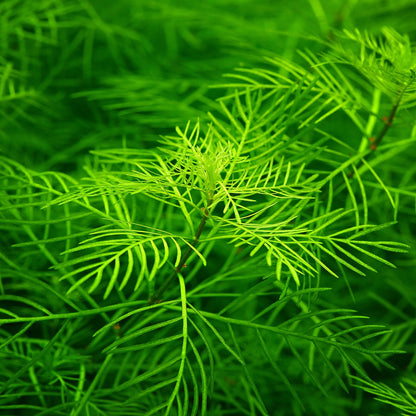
[329,72,415,197]
[148,197,213,304]
[347,99,400,179]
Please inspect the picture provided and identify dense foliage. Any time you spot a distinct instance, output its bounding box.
[1,1,416,415]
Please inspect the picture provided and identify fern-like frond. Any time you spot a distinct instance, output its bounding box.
[328,27,416,103]
[352,375,416,415]
[56,225,206,299]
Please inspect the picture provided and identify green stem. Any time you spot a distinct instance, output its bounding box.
[148,198,213,304]
[346,98,399,179]
[328,72,415,197]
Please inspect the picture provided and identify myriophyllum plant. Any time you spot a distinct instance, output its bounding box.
[1,19,416,416]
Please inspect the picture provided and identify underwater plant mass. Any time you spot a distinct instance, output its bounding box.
[1,1,416,415]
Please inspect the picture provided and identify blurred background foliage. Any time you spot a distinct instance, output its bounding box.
[2,0,415,171]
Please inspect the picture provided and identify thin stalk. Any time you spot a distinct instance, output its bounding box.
[347,98,400,179]
[148,198,213,304]
[328,72,415,197]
